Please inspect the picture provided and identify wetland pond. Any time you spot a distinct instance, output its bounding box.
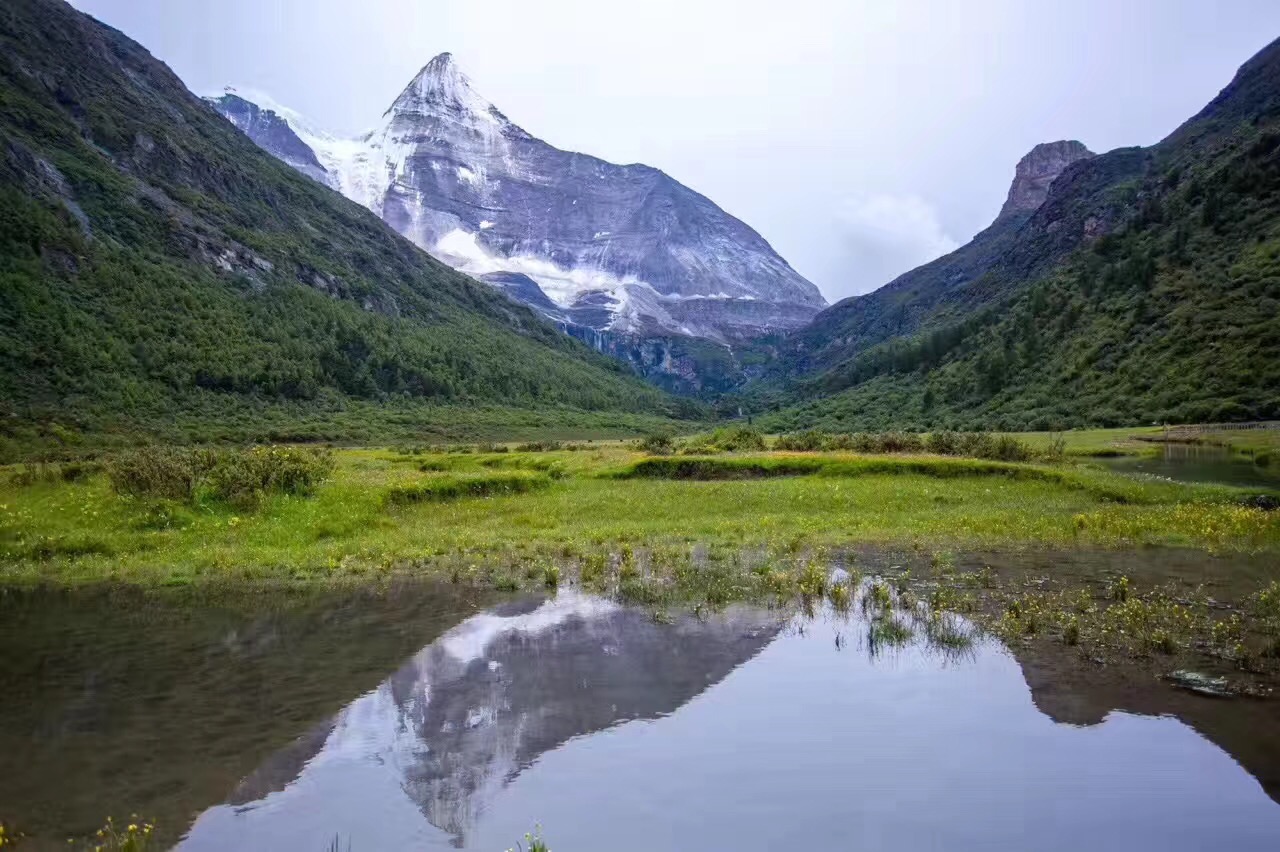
[1098,443,1278,489]
[3,561,1280,851]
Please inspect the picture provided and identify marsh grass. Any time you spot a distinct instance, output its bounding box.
[797,561,826,598]
[384,471,552,504]
[868,614,914,652]
[924,611,975,650]
[828,580,852,611]
[979,577,1280,670]
[1,445,1276,589]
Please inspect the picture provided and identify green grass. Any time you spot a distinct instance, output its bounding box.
[1,445,1276,588]
[385,470,553,504]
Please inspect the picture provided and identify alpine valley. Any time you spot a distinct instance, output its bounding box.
[2,0,1278,448]
[5,5,1280,849]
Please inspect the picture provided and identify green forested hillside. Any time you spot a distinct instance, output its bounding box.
[0,0,692,456]
[754,37,1280,432]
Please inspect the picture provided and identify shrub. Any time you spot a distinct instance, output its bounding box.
[106,447,214,502]
[204,446,335,508]
[989,435,1032,462]
[825,433,859,451]
[925,430,960,455]
[105,446,333,508]
[684,426,766,453]
[637,432,676,455]
[774,430,831,452]
[516,440,563,452]
[956,432,996,458]
[878,431,923,453]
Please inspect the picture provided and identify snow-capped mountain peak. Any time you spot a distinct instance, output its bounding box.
[387,52,493,120]
[209,56,826,343]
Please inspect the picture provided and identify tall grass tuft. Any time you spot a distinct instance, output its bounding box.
[385,471,551,505]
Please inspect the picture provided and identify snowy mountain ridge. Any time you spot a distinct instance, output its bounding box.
[208,54,826,343]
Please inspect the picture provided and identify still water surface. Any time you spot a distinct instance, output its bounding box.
[4,579,1280,850]
[1099,444,1278,489]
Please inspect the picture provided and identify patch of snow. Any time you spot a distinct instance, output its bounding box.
[479,220,495,229]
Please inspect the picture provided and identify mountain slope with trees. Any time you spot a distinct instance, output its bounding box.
[0,0,694,454]
[754,36,1280,431]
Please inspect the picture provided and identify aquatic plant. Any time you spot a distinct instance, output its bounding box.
[863,580,893,612]
[1110,576,1131,602]
[508,826,551,852]
[975,565,997,589]
[765,569,795,597]
[579,553,607,588]
[68,816,154,851]
[925,611,974,650]
[828,580,852,611]
[868,614,914,649]
[797,561,826,598]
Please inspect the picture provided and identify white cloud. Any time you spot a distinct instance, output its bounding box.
[830,193,961,301]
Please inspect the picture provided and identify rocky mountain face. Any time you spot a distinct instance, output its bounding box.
[211,92,332,186]
[781,139,1095,376]
[998,140,1094,218]
[208,54,825,357]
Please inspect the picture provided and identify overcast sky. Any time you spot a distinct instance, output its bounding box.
[71,0,1280,303]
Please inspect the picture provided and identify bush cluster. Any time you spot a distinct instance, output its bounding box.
[637,432,676,455]
[105,446,334,508]
[681,427,767,454]
[772,429,1031,461]
[514,440,563,452]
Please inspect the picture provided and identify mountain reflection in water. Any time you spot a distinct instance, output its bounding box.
[178,590,1280,852]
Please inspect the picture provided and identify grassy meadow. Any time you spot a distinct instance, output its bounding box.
[2,430,1277,591]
